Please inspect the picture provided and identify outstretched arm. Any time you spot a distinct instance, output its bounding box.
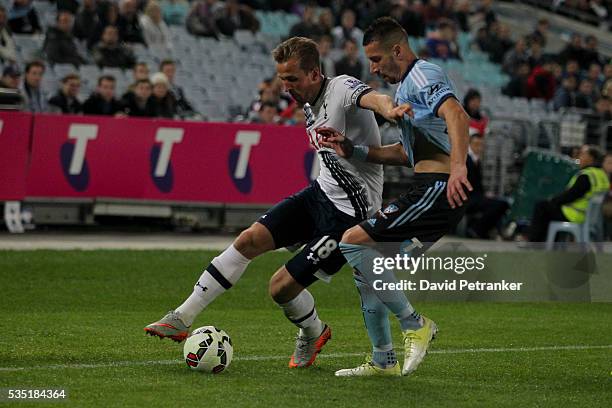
[358,91,414,123]
[316,127,408,165]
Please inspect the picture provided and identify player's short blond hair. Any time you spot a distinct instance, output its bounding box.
[272,37,320,73]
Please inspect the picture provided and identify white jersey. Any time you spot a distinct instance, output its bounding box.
[303,75,383,220]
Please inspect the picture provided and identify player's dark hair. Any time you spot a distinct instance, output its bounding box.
[362,17,407,48]
[585,144,605,167]
[272,37,320,73]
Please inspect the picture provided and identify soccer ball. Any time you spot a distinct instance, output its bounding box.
[183,326,233,373]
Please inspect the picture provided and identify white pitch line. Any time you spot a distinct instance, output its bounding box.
[1,345,610,373]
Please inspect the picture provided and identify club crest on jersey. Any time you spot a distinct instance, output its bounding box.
[367,218,377,227]
[383,204,399,214]
[344,78,364,89]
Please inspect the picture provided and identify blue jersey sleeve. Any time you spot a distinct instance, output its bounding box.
[413,64,456,117]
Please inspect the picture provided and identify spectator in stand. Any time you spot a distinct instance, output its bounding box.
[133,62,150,83]
[528,40,545,68]
[334,38,363,80]
[318,34,335,77]
[92,25,136,69]
[582,35,604,69]
[586,62,604,89]
[118,0,145,45]
[21,60,48,113]
[88,1,119,49]
[288,2,322,40]
[83,75,123,116]
[575,79,596,109]
[159,59,198,118]
[247,77,290,122]
[0,6,17,65]
[559,33,584,64]
[553,75,578,110]
[186,0,222,39]
[251,101,277,124]
[564,59,580,78]
[8,0,41,34]
[73,0,98,42]
[332,9,363,49]
[463,89,489,136]
[502,37,529,75]
[422,0,450,29]
[486,23,514,64]
[0,65,20,89]
[48,73,82,114]
[530,18,549,48]
[43,11,87,67]
[503,62,531,98]
[121,78,156,117]
[215,0,260,37]
[150,72,177,118]
[140,0,171,49]
[161,0,189,26]
[318,7,334,37]
[527,58,557,101]
[465,132,510,239]
[426,18,461,61]
[390,0,426,38]
[452,0,471,33]
[474,0,497,28]
[604,63,612,82]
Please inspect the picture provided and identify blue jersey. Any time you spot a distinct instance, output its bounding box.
[395,59,457,166]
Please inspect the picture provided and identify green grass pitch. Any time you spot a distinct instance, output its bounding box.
[1,250,611,407]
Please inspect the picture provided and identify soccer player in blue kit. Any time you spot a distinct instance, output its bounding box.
[319,17,472,376]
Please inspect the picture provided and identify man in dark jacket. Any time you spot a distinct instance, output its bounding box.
[121,78,156,117]
[82,74,123,116]
[117,0,145,44]
[48,73,82,114]
[92,25,136,69]
[43,11,87,67]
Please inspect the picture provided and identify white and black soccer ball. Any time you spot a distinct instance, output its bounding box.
[183,326,233,373]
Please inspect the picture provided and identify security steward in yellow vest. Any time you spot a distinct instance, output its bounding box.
[529,145,610,242]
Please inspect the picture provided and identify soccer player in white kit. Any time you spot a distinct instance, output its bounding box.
[145,37,406,368]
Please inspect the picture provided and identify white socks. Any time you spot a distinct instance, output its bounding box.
[279,290,324,338]
[176,245,250,326]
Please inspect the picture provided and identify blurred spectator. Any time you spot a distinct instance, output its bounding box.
[465,132,509,239]
[8,0,41,34]
[334,38,363,80]
[594,96,611,120]
[0,65,20,89]
[422,0,450,29]
[390,0,426,37]
[575,79,596,109]
[502,37,529,75]
[586,62,604,89]
[159,59,198,118]
[92,25,136,69]
[140,0,171,48]
[452,0,470,33]
[161,0,189,26]
[463,89,488,136]
[88,1,119,49]
[83,75,123,116]
[56,0,79,15]
[43,11,87,67]
[332,9,363,49]
[118,0,145,44]
[215,0,260,37]
[0,6,17,64]
[48,73,83,114]
[553,75,578,110]
[581,35,603,69]
[318,7,334,37]
[529,144,609,241]
[286,107,305,126]
[121,78,156,117]
[150,72,177,118]
[426,19,460,61]
[529,18,549,47]
[528,41,544,68]
[133,62,150,83]
[559,33,584,64]
[248,77,289,121]
[486,23,514,64]
[564,59,580,78]
[21,60,48,112]
[527,59,556,101]
[318,34,335,77]
[251,101,277,124]
[72,0,98,42]
[503,62,530,98]
[474,0,497,27]
[187,0,222,39]
[288,3,322,39]
[604,63,612,82]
